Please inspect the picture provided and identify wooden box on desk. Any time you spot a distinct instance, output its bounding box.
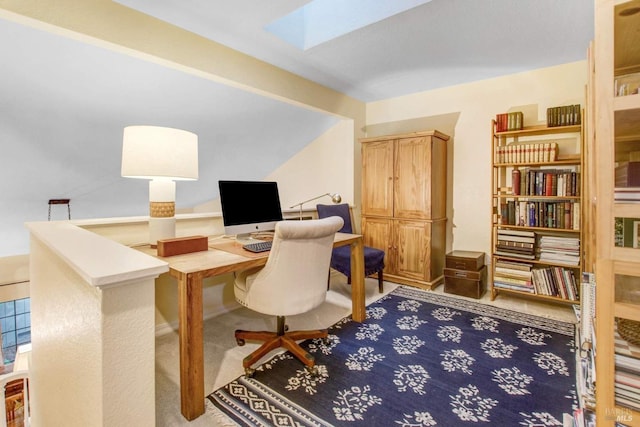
[157,236,208,257]
[444,251,486,299]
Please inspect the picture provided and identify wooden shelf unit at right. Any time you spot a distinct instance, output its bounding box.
[490,121,584,305]
[591,0,640,425]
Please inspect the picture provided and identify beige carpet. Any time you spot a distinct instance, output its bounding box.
[154,274,575,426]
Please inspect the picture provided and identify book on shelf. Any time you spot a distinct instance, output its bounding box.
[576,355,596,410]
[493,270,532,282]
[494,142,558,164]
[492,260,535,293]
[499,200,579,230]
[616,382,640,399]
[537,253,580,266]
[492,281,535,293]
[493,274,532,286]
[495,260,533,271]
[572,408,595,427]
[546,104,581,127]
[616,353,640,372]
[579,273,596,350]
[497,228,536,238]
[496,240,534,250]
[496,233,535,244]
[615,162,640,187]
[518,169,580,197]
[495,230,536,259]
[614,321,640,411]
[616,370,640,388]
[614,393,640,412]
[530,266,578,300]
[538,235,580,266]
[495,112,523,132]
[615,186,640,202]
[494,250,536,260]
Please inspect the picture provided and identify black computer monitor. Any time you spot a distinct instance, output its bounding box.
[218,180,283,242]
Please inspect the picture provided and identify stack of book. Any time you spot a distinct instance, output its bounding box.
[571,408,595,427]
[493,260,533,293]
[538,235,580,266]
[574,273,596,425]
[615,161,640,187]
[495,229,536,260]
[614,321,640,412]
[531,266,579,300]
[615,187,640,202]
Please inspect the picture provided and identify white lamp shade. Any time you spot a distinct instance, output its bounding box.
[121,125,198,180]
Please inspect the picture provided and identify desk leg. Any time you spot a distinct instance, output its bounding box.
[350,237,366,322]
[178,272,205,420]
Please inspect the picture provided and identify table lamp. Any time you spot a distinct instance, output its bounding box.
[290,192,342,220]
[121,125,198,247]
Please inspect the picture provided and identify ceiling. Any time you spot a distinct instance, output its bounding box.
[116,0,594,102]
[0,0,594,256]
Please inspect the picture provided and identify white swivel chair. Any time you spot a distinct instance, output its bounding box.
[234,216,344,377]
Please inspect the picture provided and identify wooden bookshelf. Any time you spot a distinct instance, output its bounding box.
[490,120,584,303]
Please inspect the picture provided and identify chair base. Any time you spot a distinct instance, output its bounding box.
[235,316,328,376]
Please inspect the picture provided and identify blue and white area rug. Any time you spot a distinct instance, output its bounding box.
[209,286,577,426]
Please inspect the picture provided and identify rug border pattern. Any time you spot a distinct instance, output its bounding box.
[393,286,575,336]
[208,376,332,427]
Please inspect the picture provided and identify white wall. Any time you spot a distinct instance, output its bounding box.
[28,221,165,426]
[193,118,356,215]
[266,118,355,208]
[366,61,587,258]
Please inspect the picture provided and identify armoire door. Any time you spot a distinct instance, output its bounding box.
[394,219,431,281]
[394,136,432,220]
[361,139,394,217]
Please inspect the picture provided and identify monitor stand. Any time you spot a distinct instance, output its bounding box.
[235,232,273,245]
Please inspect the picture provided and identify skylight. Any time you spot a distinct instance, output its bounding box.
[266,0,432,50]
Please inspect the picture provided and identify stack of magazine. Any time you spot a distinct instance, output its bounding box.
[614,321,640,412]
[492,260,533,293]
[538,235,580,266]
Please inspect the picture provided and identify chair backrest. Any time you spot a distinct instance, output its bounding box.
[239,216,343,316]
[0,370,29,427]
[316,203,352,233]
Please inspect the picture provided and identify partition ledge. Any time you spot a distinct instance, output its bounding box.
[26,221,168,288]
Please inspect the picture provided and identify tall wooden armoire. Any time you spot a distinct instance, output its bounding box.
[361,130,449,290]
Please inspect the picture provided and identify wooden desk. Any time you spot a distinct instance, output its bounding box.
[150,232,365,421]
